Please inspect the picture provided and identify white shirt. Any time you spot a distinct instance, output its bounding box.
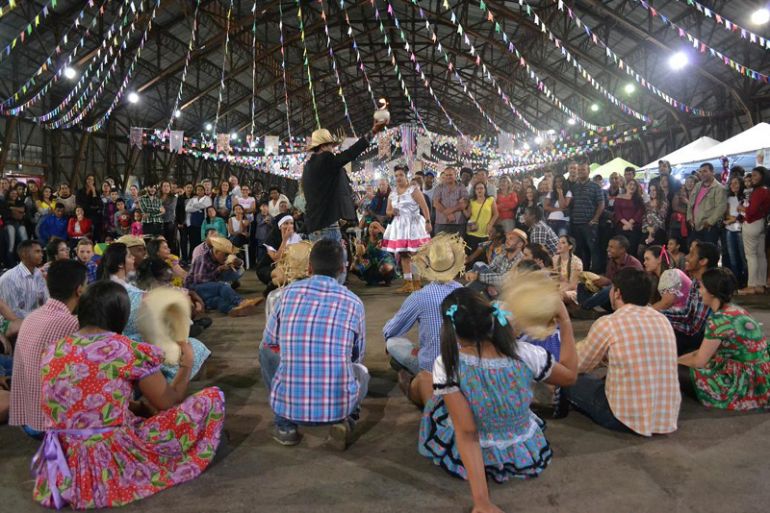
[184,195,213,226]
[547,190,573,221]
[0,263,49,318]
[268,194,291,217]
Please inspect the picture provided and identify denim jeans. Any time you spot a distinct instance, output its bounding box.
[309,224,347,285]
[547,219,569,237]
[259,342,370,431]
[385,337,420,375]
[0,354,12,377]
[189,282,241,314]
[570,223,599,272]
[724,229,747,286]
[4,223,28,266]
[564,374,631,433]
[689,225,720,247]
[577,283,612,311]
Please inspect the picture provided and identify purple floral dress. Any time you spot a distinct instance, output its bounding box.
[33,332,225,509]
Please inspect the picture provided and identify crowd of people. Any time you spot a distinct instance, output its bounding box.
[1,119,770,512]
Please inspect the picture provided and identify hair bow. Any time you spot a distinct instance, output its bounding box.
[445,304,459,326]
[491,302,511,327]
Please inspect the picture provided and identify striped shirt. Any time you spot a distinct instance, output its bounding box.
[577,304,681,436]
[263,275,366,423]
[569,179,604,224]
[9,299,79,431]
[383,281,462,371]
[0,263,49,318]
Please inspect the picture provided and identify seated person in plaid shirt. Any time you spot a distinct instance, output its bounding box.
[523,206,559,255]
[576,235,643,313]
[9,260,85,438]
[261,240,369,450]
[184,237,261,317]
[383,233,465,407]
[74,239,100,284]
[564,268,681,436]
[464,228,527,299]
[662,241,719,355]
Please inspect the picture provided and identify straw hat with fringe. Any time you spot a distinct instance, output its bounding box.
[274,240,313,287]
[115,235,145,248]
[501,268,561,340]
[306,129,341,151]
[412,233,466,282]
[136,287,192,365]
[209,236,242,255]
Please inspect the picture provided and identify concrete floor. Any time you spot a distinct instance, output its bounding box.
[2,275,770,513]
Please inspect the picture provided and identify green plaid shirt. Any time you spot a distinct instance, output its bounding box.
[138,195,164,224]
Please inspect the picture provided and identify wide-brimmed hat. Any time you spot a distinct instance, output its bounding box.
[115,235,145,248]
[209,236,242,255]
[276,241,313,286]
[510,228,528,244]
[502,269,560,340]
[412,233,466,282]
[306,129,341,151]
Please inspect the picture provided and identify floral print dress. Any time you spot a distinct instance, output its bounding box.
[33,332,225,509]
[691,305,770,410]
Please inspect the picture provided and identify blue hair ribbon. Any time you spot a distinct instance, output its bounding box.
[491,302,511,327]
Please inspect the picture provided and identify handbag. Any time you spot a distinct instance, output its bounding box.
[467,197,489,233]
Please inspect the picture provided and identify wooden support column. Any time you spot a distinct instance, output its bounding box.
[69,132,91,189]
[0,117,18,175]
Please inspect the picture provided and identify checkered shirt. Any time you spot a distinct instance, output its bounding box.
[528,221,559,254]
[479,251,523,287]
[662,279,710,336]
[9,299,79,431]
[263,275,366,423]
[138,195,164,224]
[577,304,681,436]
[383,281,462,371]
[0,263,49,318]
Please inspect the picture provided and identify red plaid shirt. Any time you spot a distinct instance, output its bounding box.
[10,299,79,431]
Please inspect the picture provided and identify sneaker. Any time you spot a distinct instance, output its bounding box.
[188,323,204,338]
[397,369,415,398]
[326,421,351,451]
[272,426,301,446]
[194,317,213,330]
[552,386,569,419]
[231,280,241,290]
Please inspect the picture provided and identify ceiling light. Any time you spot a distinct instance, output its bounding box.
[751,8,770,25]
[624,83,636,94]
[567,118,576,126]
[230,132,238,141]
[534,136,543,145]
[668,51,689,71]
[63,66,77,80]
[205,123,213,131]
[590,103,600,112]
[547,129,556,134]
[174,109,182,118]
[523,143,531,150]
[127,92,139,104]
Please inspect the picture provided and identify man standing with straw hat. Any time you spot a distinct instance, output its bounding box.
[302,119,387,283]
[383,233,465,407]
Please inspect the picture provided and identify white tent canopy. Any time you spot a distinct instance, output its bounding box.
[680,123,770,165]
[639,136,721,170]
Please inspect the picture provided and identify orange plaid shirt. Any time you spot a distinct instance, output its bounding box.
[577,304,681,436]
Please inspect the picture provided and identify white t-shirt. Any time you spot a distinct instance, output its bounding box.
[546,190,572,221]
[726,196,742,232]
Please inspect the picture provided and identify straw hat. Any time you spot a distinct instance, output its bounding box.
[115,235,145,248]
[209,236,241,255]
[578,271,602,293]
[306,129,341,151]
[136,287,192,365]
[501,269,560,340]
[274,241,313,286]
[510,228,528,244]
[412,232,466,282]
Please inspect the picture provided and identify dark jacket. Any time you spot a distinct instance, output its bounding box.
[301,137,370,233]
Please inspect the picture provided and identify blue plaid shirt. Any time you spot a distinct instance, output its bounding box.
[263,275,366,423]
[383,281,462,371]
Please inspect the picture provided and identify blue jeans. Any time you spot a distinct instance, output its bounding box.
[548,219,569,237]
[309,224,347,285]
[259,342,370,431]
[577,283,612,311]
[0,354,12,377]
[22,425,44,440]
[564,374,631,433]
[570,223,600,272]
[724,229,747,286]
[385,337,420,375]
[190,282,241,314]
[689,225,720,247]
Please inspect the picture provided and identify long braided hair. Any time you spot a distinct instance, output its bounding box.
[556,235,577,282]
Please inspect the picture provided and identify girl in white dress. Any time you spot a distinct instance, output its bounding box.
[382,166,432,293]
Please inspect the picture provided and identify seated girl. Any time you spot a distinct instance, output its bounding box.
[466,224,506,268]
[679,268,770,410]
[32,281,224,509]
[350,221,395,286]
[147,237,187,288]
[552,235,582,304]
[415,288,577,513]
[642,245,692,312]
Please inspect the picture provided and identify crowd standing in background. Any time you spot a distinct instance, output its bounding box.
[1,144,770,512]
